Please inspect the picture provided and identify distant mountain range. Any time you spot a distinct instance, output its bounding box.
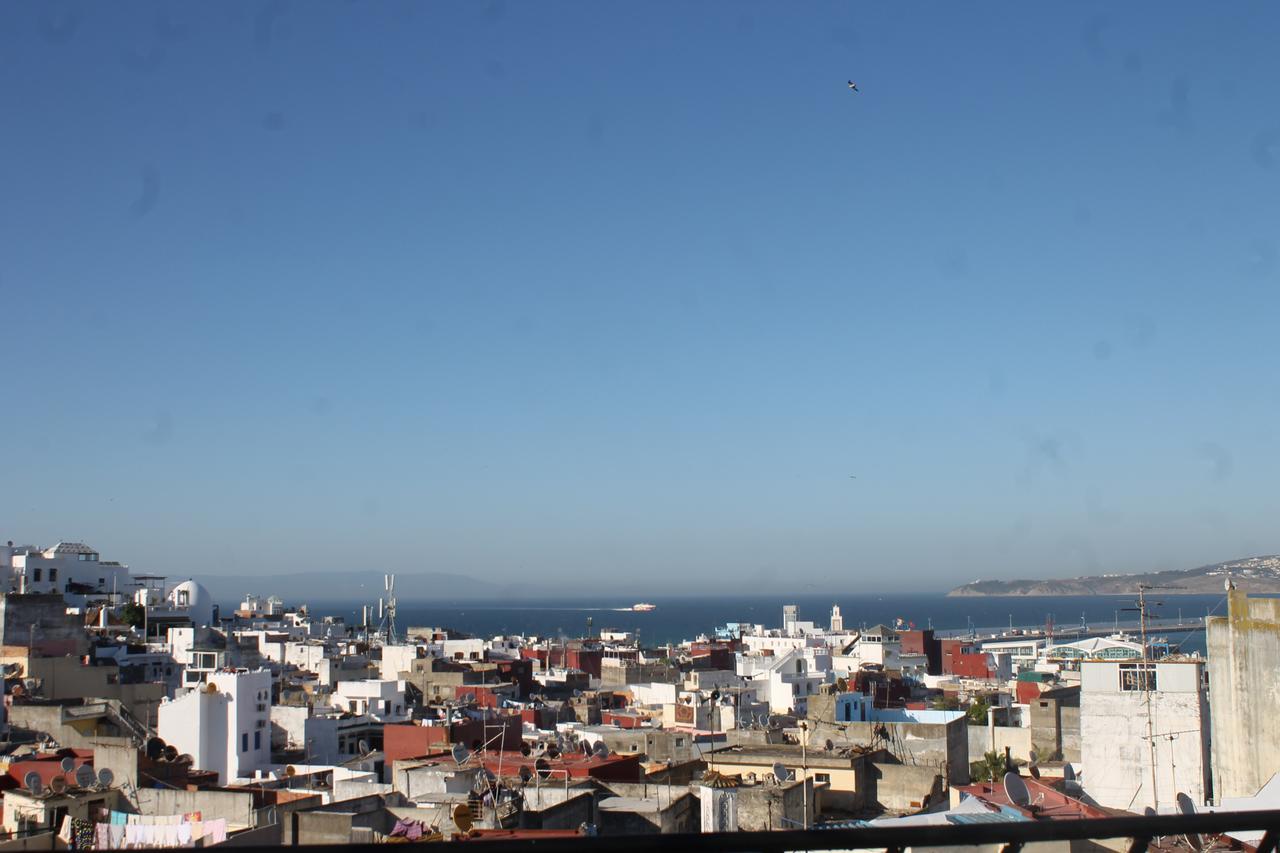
[947,555,1280,597]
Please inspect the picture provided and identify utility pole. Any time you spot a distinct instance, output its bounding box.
[799,721,809,830]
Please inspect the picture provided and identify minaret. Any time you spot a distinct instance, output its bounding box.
[830,604,844,633]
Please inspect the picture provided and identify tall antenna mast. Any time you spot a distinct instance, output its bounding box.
[384,574,398,645]
[1139,584,1157,810]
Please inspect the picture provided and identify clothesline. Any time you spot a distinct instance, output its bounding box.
[59,814,229,850]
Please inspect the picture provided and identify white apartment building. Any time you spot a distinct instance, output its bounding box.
[1080,659,1211,811]
[157,669,273,785]
[331,679,409,722]
[4,541,133,599]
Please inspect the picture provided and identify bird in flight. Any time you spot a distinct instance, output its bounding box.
[847,81,859,93]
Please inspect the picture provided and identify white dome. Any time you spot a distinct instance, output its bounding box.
[168,580,215,627]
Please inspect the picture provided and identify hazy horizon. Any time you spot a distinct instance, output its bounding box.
[4,2,1279,591]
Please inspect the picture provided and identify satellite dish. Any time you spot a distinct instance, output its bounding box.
[451,744,470,766]
[357,739,370,755]
[1003,772,1031,807]
[163,745,178,762]
[572,689,582,698]
[178,754,193,766]
[711,690,720,702]
[772,762,790,782]
[1063,765,1076,782]
[23,772,43,796]
[452,803,473,833]
[518,766,533,784]
[1177,793,1203,849]
[1143,806,1156,817]
[825,739,835,752]
[581,740,592,756]
[593,742,609,759]
[547,745,560,759]
[1029,763,1041,779]
[49,776,67,795]
[520,743,531,757]
[285,765,297,777]
[145,737,165,760]
[205,682,218,693]
[97,768,115,788]
[59,757,75,773]
[535,757,552,780]
[75,765,95,788]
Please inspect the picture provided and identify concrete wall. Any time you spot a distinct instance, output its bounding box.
[967,725,1033,764]
[0,832,56,851]
[869,762,944,813]
[1080,667,1210,811]
[134,789,255,830]
[730,781,807,831]
[810,718,969,787]
[1209,591,1280,801]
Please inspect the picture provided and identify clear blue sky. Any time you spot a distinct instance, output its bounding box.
[2,2,1278,594]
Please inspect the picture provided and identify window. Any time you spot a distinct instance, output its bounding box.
[1120,664,1157,692]
[33,568,42,582]
[815,773,831,784]
[49,568,57,581]
[1039,701,1049,708]
[241,733,248,752]
[254,731,261,750]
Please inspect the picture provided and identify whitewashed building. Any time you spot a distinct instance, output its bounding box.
[1080,659,1211,811]
[331,679,409,722]
[157,669,273,785]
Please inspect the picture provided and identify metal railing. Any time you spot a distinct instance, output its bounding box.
[212,807,1280,852]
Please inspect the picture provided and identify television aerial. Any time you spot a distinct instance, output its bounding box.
[1003,772,1031,808]
[772,762,790,783]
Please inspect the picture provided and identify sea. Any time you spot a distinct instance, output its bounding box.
[295,593,1227,656]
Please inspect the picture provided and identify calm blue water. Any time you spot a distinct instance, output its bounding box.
[298,593,1225,654]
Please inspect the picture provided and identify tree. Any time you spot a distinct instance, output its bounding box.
[969,750,1007,782]
[966,696,991,726]
[120,602,145,629]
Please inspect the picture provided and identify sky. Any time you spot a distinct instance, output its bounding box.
[2,2,1279,596]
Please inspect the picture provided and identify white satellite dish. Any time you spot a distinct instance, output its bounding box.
[771,761,790,782]
[23,772,43,796]
[1003,772,1031,807]
[451,743,470,766]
